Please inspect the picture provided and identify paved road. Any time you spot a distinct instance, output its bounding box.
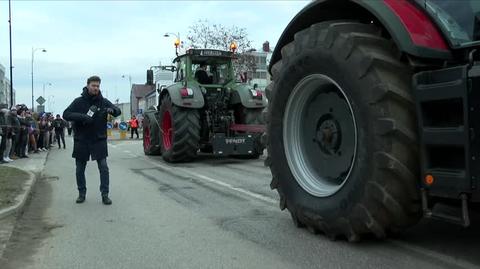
[2,138,479,269]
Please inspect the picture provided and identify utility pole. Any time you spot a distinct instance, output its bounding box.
[8,0,14,107]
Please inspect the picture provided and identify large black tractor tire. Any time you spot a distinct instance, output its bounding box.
[266,21,421,241]
[159,95,201,163]
[143,113,162,156]
[235,107,266,159]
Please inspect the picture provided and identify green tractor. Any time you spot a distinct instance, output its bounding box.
[266,0,480,241]
[143,49,267,162]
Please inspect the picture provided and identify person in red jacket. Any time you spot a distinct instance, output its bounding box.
[129,116,139,139]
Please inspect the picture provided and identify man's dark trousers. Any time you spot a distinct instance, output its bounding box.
[75,158,109,196]
[131,127,139,138]
[0,133,5,159]
[56,130,66,148]
[10,134,17,157]
[17,129,28,156]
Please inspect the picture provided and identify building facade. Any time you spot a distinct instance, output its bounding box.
[244,41,272,90]
[0,64,15,107]
[116,102,131,122]
[130,84,155,117]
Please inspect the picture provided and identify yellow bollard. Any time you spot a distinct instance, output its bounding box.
[120,130,127,140]
[107,129,113,138]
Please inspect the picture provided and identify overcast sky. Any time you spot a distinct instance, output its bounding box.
[0,0,308,115]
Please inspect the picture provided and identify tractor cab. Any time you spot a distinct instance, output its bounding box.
[173,49,235,86]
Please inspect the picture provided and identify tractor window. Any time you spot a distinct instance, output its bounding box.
[422,0,480,47]
[175,60,185,82]
[192,62,231,85]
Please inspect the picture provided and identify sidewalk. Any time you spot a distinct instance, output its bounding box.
[0,149,50,260]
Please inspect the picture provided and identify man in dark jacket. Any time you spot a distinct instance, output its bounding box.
[53,114,66,149]
[195,63,212,84]
[8,107,20,159]
[0,106,8,164]
[63,76,121,205]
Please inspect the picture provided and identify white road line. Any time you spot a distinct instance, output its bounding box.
[111,146,475,268]
[143,159,277,205]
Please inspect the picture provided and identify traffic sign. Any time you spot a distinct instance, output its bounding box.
[36,96,46,105]
[107,122,113,129]
[119,122,128,131]
[37,105,45,113]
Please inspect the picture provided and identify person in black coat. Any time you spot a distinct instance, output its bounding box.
[8,107,20,159]
[63,76,121,205]
[195,63,213,84]
[53,114,67,149]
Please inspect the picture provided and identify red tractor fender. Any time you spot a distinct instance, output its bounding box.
[269,0,452,73]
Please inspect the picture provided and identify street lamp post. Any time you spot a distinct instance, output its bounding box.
[164,32,183,55]
[8,0,14,107]
[31,47,47,111]
[47,95,55,113]
[42,82,52,98]
[121,74,132,90]
[122,74,133,117]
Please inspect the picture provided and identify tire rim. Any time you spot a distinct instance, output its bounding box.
[143,126,150,151]
[283,74,357,197]
[162,111,173,150]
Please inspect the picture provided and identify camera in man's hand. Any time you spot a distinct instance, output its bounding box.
[106,108,114,115]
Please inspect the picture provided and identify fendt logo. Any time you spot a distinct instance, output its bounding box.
[225,138,246,144]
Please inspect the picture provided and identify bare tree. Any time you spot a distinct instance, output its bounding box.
[187,20,257,80]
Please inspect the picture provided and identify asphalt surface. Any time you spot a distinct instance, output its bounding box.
[1,138,480,269]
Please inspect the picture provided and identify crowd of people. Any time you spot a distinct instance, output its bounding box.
[0,104,73,164]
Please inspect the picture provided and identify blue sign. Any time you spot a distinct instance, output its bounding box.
[107,122,113,129]
[137,109,143,115]
[119,122,128,131]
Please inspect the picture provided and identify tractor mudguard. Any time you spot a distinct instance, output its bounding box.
[230,84,267,109]
[269,0,453,73]
[161,83,204,109]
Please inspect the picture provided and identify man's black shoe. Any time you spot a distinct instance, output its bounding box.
[102,195,112,205]
[76,195,86,204]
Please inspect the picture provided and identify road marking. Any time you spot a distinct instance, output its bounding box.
[121,152,276,205]
[112,146,476,268]
[141,158,277,205]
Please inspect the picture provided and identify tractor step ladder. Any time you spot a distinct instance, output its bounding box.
[421,189,470,227]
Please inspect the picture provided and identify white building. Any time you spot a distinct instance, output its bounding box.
[246,41,273,90]
[0,64,15,107]
[116,102,131,122]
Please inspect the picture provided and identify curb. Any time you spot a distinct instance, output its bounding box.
[0,170,38,220]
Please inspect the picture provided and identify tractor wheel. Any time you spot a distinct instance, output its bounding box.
[159,94,201,163]
[143,113,162,156]
[235,107,265,159]
[266,21,421,241]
